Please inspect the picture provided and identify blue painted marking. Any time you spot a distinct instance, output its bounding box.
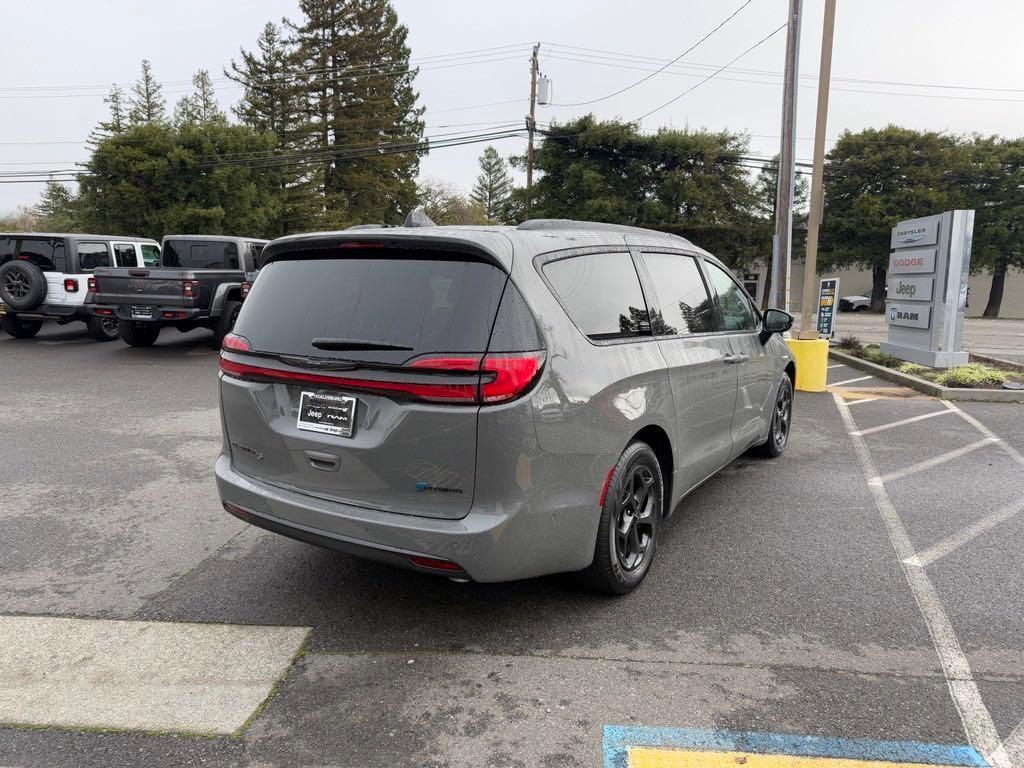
[602,725,988,768]
[415,481,429,492]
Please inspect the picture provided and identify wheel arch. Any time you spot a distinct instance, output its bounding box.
[629,423,673,516]
[785,360,796,387]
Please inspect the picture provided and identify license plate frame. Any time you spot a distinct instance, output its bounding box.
[130,305,153,319]
[296,391,357,438]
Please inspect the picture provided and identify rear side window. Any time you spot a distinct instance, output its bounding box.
[705,261,757,331]
[12,237,66,272]
[234,254,507,365]
[78,242,111,271]
[642,252,716,335]
[248,243,265,269]
[141,244,160,266]
[163,240,239,269]
[113,244,137,267]
[543,252,649,340]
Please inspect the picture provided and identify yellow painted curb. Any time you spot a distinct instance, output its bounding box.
[628,747,961,768]
[786,338,830,392]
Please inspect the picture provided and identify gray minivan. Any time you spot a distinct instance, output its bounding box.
[216,220,795,593]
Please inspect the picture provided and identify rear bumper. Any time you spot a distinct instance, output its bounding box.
[215,453,598,582]
[90,303,205,323]
[0,303,86,320]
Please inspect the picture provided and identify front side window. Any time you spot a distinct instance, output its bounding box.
[141,244,160,266]
[705,261,757,332]
[642,252,717,335]
[114,244,137,267]
[78,242,111,271]
[15,237,66,272]
[543,252,650,340]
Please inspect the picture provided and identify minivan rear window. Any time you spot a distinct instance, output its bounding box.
[234,255,507,364]
[163,240,239,269]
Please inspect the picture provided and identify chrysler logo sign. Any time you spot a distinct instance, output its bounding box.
[895,227,927,244]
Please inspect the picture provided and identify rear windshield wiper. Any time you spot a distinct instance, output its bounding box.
[311,337,413,352]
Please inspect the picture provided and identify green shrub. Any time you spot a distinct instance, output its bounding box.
[898,363,929,378]
[862,348,902,368]
[933,364,1008,389]
[836,335,863,352]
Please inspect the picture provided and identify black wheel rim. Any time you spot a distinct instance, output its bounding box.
[101,317,119,335]
[773,382,792,448]
[614,464,656,572]
[3,271,30,299]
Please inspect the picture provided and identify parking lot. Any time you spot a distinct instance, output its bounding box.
[2,324,1023,768]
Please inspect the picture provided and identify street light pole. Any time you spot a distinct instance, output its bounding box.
[769,0,802,312]
[798,0,837,339]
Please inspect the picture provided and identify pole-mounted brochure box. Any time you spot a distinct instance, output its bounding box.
[880,210,973,368]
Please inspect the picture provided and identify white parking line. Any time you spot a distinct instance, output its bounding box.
[1004,720,1024,768]
[845,397,881,406]
[877,437,1000,484]
[827,363,847,369]
[834,393,1011,768]
[943,400,1024,470]
[0,615,310,735]
[851,408,955,436]
[830,375,873,387]
[905,498,1024,568]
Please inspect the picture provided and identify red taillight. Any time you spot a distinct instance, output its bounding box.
[183,280,199,298]
[240,281,252,299]
[63,278,79,293]
[219,350,544,405]
[95,308,114,316]
[222,333,252,352]
[480,353,545,404]
[408,555,463,572]
[87,277,97,293]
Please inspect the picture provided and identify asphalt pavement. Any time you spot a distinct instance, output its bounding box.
[1,323,1023,768]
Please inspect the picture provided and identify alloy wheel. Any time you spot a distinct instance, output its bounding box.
[774,382,792,448]
[3,272,29,299]
[614,464,656,571]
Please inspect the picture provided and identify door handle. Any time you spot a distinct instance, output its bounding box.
[304,450,340,472]
[723,354,751,365]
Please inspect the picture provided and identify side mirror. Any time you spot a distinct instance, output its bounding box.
[759,308,793,344]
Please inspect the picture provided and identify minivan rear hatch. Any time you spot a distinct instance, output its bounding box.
[219,241,542,520]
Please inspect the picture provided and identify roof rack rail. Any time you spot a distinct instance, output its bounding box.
[516,219,686,239]
[346,224,395,230]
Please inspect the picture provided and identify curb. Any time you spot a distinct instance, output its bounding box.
[828,349,1024,403]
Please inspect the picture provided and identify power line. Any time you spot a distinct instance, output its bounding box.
[548,0,754,107]
[632,23,788,122]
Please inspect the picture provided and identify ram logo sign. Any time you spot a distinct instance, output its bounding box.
[886,303,931,329]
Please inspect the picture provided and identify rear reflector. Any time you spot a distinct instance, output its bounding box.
[219,351,544,406]
[162,311,187,319]
[222,501,250,519]
[408,555,464,572]
[95,308,114,316]
[63,278,78,293]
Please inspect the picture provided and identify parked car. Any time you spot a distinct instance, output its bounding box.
[0,233,159,340]
[839,295,871,312]
[89,235,268,347]
[216,220,796,593]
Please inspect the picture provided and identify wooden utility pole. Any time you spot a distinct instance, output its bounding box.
[525,43,540,220]
[798,0,837,338]
[769,0,802,311]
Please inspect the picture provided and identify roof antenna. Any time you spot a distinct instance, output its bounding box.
[403,207,436,228]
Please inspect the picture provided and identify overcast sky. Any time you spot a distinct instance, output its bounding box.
[4,0,1024,217]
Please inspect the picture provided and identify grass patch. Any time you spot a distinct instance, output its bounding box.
[933,364,1009,389]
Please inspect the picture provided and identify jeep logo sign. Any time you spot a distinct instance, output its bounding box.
[886,302,931,329]
[889,216,939,249]
[886,276,933,302]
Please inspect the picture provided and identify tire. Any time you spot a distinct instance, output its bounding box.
[213,299,242,346]
[753,375,793,458]
[86,315,121,342]
[0,260,47,311]
[1,314,43,338]
[580,441,663,595]
[119,320,161,347]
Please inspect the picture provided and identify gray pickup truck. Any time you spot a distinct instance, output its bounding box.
[89,235,268,347]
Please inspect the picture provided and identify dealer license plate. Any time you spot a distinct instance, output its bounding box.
[296,391,357,437]
[130,306,153,319]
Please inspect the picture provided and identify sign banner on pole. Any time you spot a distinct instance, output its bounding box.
[816,277,839,337]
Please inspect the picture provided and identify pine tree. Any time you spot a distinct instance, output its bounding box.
[226,21,325,234]
[288,0,425,224]
[192,70,225,124]
[173,94,200,127]
[470,146,513,221]
[128,59,166,124]
[34,180,78,231]
[88,85,129,148]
